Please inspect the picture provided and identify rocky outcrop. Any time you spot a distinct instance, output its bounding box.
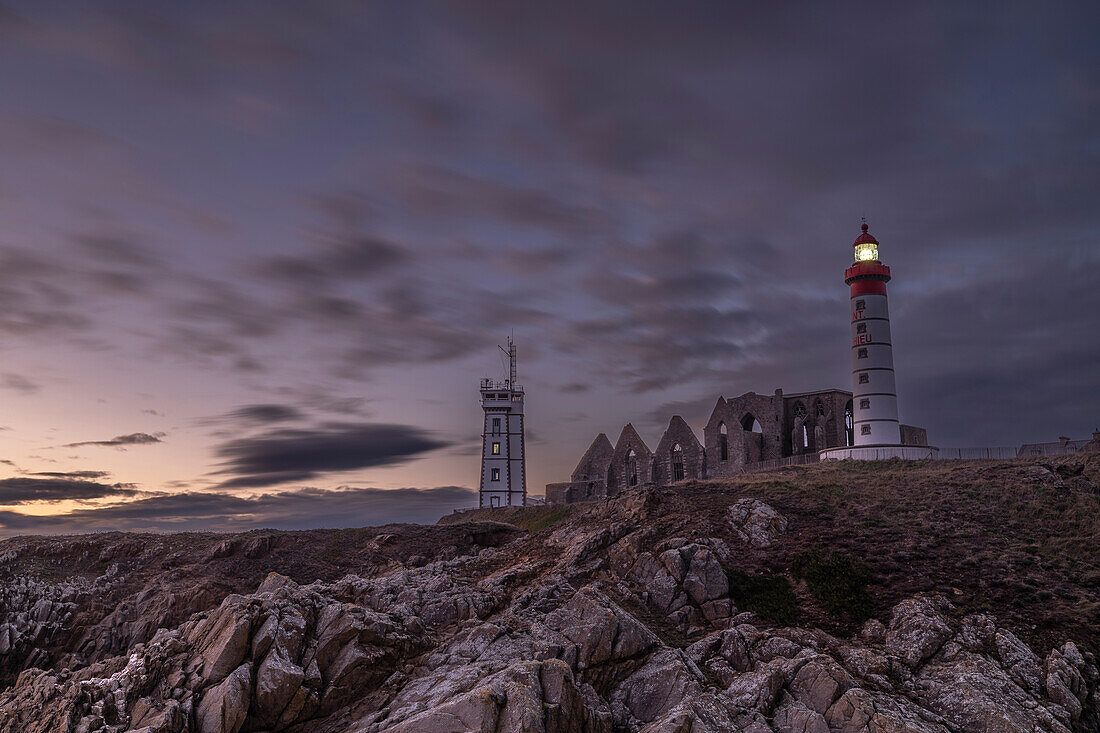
[3,566,1095,732]
[0,478,1097,732]
[728,498,789,548]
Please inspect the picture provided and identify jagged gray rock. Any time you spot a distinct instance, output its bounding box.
[0,490,1096,732]
[728,498,789,548]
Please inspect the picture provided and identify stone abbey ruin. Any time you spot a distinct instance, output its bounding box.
[546,387,929,505]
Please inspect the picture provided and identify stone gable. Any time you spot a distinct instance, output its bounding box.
[653,416,705,485]
[571,433,614,484]
[547,387,927,504]
[608,423,653,496]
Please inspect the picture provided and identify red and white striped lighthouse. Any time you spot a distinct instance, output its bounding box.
[845,222,902,446]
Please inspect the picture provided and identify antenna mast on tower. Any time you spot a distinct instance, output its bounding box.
[498,334,516,387]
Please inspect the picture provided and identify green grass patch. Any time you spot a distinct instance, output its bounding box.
[518,506,574,532]
[729,571,799,625]
[793,547,873,622]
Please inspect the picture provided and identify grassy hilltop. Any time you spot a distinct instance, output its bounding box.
[444,455,1100,655]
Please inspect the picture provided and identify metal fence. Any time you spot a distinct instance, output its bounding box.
[743,453,822,472]
[935,447,1019,460]
[1015,442,1089,457]
[742,443,1085,471]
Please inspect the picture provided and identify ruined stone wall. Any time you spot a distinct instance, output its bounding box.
[784,390,852,454]
[704,399,746,478]
[608,424,653,497]
[546,480,606,505]
[545,482,572,505]
[549,388,930,503]
[652,416,705,485]
[743,430,763,463]
[570,433,614,485]
[722,391,784,462]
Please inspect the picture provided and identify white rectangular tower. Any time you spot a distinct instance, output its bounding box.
[479,337,526,508]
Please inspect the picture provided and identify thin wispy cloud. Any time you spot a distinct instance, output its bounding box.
[61,433,165,449]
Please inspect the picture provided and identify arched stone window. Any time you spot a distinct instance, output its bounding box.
[740,413,763,433]
[671,443,685,482]
[718,422,728,461]
[844,400,854,446]
[626,448,638,487]
[815,400,825,417]
[792,402,808,450]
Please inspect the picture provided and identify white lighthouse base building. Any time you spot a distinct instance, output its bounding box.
[819,445,938,461]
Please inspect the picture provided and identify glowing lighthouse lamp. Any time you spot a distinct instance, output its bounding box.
[820,221,938,461]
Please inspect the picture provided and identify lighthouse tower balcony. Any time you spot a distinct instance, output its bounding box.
[480,379,525,404]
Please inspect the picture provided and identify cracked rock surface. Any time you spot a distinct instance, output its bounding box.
[1,461,1098,732]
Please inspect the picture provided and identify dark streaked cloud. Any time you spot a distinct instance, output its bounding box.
[259,235,412,286]
[62,433,164,449]
[0,477,135,504]
[31,470,111,479]
[213,423,450,489]
[226,403,305,424]
[0,372,40,394]
[0,485,476,534]
[393,164,614,236]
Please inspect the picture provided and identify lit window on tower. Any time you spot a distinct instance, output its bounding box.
[491,468,500,481]
[491,442,500,455]
[861,425,872,436]
[860,398,870,409]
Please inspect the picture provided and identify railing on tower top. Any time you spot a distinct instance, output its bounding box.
[480,379,524,392]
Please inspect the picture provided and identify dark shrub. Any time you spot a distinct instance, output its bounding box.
[793,547,873,622]
[729,571,799,625]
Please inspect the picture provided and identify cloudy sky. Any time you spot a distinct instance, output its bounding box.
[0,1,1096,533]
